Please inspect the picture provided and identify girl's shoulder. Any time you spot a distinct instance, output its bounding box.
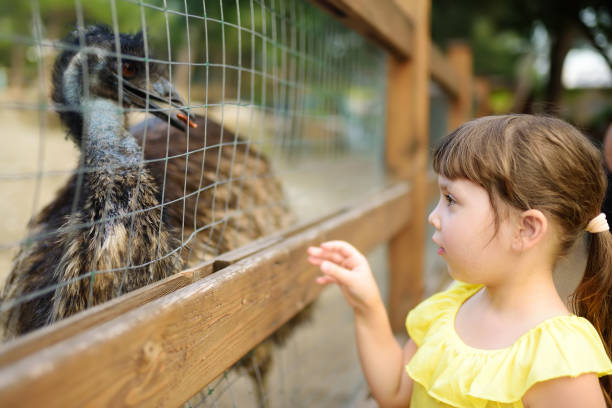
[405,281,612,406]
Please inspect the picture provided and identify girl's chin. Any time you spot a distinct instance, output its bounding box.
[446,265,465,282]
[447,267,483,285]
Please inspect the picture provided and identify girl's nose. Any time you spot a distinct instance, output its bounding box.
[428,204,441,230]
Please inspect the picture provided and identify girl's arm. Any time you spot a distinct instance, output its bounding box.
[354,300,417,407]
[522,373,607,408]
[307,241,416,406]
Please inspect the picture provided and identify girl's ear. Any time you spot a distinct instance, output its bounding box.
[512,209,548,251]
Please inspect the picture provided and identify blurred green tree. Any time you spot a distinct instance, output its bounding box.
[431,0,611,113]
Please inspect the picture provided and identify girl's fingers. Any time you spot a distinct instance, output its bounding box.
[315,275,337,285]
[307,246,347,266]
[307,256,323,266]
[320,240,357,255]
[319,260,352,285]
[319,241,364,268]
[307,246,320,255]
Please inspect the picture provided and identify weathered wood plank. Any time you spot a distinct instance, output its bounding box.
[308,0,414,59]
[448,42,473,130]
[308,2,462,103]
[386,0,430,333]
[0,267,202,366]
[0,183,411,408]
[429,44,461,100]
[0,220,339,366]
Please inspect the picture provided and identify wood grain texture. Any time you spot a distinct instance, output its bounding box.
[308,0,414,59]
[386,0,430,333]
[308,1,462,103]
[0,267,202,366]
[429,44,461,100]
[0,183,411,408]
[448,42,473,131]
[0,227,318,367]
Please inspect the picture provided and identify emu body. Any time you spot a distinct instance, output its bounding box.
[0,26,185,335]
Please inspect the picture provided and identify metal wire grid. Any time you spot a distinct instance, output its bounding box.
[0,0,385,306]
[0,0,386,404]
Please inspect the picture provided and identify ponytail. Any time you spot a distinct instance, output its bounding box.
[572,231,612,403]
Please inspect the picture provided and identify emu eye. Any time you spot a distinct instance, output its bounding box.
[122,62,136,78]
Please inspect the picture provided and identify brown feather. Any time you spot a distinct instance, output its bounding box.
[132,115,295,265]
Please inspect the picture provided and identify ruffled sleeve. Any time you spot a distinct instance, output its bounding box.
[405,290,612,407]
[517,317,612,396]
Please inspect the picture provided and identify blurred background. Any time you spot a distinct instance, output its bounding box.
[3,1,606,142]
[431,0,611,143]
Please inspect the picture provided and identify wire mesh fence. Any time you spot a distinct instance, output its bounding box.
[0,0,387,405]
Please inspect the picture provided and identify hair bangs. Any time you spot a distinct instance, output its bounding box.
[432,117,509,190]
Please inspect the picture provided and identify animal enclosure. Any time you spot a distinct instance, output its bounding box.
[0,0,471,406]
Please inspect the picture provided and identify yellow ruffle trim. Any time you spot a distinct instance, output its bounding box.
[405,282,612,407]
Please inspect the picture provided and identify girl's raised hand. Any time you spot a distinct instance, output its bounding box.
[307,241,382,314]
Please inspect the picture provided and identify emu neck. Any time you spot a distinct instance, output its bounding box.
[80,98,140,169]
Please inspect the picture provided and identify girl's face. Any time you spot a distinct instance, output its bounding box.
[428,175,515,284]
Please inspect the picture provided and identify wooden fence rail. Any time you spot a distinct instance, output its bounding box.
[0,183,411,408]
[309,0,414,59]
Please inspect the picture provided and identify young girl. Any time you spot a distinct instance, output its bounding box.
[308,115,612,407]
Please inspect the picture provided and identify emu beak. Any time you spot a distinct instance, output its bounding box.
[116,74,197,132]
[149,78,198,130]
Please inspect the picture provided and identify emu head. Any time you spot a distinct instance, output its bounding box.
[52,24,194,143]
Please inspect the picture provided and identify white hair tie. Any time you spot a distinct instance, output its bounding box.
[586,213,610,234]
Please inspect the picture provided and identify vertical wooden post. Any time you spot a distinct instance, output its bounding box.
[447,42,473,130]
[386,0,430,333]
[474,77,492,117]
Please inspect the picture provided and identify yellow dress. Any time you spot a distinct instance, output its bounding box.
[405,281,612,408]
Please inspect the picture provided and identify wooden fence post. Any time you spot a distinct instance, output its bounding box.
[474,76,492,117]
[386,0,430,333]
[448,42,473,130]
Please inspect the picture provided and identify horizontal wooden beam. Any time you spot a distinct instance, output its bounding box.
[308,0,414,59]
[0,183,412,408]
[0,235,290,366]
[307,2,463,101]
[0,222,338,366]
[429,44,461,100]
[0,266,203,366]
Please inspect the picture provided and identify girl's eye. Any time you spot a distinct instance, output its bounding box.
[122,62,136,78]
[444,194,456,206]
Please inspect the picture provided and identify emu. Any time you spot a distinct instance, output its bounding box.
[1,24,306,404]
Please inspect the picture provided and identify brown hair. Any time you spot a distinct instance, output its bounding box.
[433,114,612,402]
